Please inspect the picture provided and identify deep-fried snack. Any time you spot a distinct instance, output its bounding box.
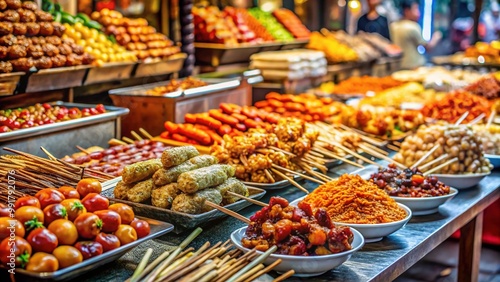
[0,22,13,36]
[52,22,65,37]
[126,178,154,203]
[0,34,16,46]
[66,53,83,66]
[0,61,13,73]
[113,180,133,200]
[7,45,26,60]
[151,183,179,208]
[22,1,38,11]
[215,177,249,205]
[3,10,20,22]
[13,23,26,35]
[25,22,39,36]
[177,164,235,194]
[42,43,59,57]
[19,9,36,23]
[122,158,162,184]
[153,155,218,186]
[45,36,62,46]
[171,188,222,214]
[161,145,199,168]
[6,0,22,10]
[39,22,54,36]
[0,46,7,59]
[58,44,72,56]
[35,10,53,22]
[50,54,66,68]
[10,57,33,72]
[34,57,53,69]
[0,0,7,10]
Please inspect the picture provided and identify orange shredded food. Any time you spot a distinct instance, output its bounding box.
[301,174,407,224]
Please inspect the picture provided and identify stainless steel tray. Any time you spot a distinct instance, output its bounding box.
[134,53,187,77]
[84,62,136,85]
[0,101,129,143]
[101,183,266,233]
[11,216,173,281]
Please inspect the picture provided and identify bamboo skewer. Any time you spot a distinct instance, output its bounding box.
[317,139,380,167]
[271,168,309,194]
[204,201,250,224]
[362,142,389,156]
[486,110,496,128]
[139,127,154,140]
[387,144,401,151]
[419,154,449,172]
[272,164,325,185]
[313,147,364,168]
[130,131,143,141]
[455,111,469,125]
[242,259,283,282]
[469,113,485,125]
[226,191,267,207]
[273,269,295,282]
[264,169,275,183]
[122,136,135,144]
[423,157,459,176]
[76,145,91,155]
[226,246,278,282]
[358,144,406,169]
[299,161,335,182]
[109,138,128,146]
[411,144,440,169]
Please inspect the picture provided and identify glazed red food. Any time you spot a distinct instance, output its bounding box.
[95,233,121,252]
[370,163,451,197]
[26,228,58,253]
[14,195,41,210]
[76,178,102,198]
[242,197,353,255]
[94,210,121,233]
[58,186,80,199]
[0,236,31,267]
[35,188,65,209]
[81,193,109,212]
[74,213,102,239]
[74,241,103,260]
[130,218,150,238]
[43,203,68,225]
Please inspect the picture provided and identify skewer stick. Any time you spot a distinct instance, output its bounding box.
[387,144,401,151]
[337,124,386,146]
[454,111,469,125]
[122,137,135,144]
[242,259,283,282]
[358,144,406,169]
[271,168,309,194]
[486,110,496,128]
[226,246,278,282]
[423,157,459,176]
[109,138,128,146]
[468,113,485,125]
[272,164,325,185]
[411,144,440,169]
[419,154,449,172]
[318,139,380,167]
[297,157,328,173]
[131,131,143,141]
[239,155,248,167]
[234,264,265,282]
[139,128,154,140]
[361,142,389,156]
[40,146,57,161]
[273,269,295,282]
[299,162,335,182]
[76,145,91,155]
[205,201,250,224]
[227,191,267,207]
[264,169,275,183]
[313,147,364,168]
[268,146,296,157]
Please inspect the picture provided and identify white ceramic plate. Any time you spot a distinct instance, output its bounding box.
[485,154,500,168]
[391,188,458,215]
[431,172,490,189]
[230,227,364,277]
[290,198,412,243]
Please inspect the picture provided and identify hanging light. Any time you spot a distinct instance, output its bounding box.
[348,0,361,12]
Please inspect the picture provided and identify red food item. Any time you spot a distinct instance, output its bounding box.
[218,124,232,135]
[58,186,80,199]
[60,199,86,221]
[108,203,135,224]
[0,204,10,217]
[171,133,189,143]
[244,119,259,129]
[272,8,311,39]
[35,188,66,209]
[14,206,44,229]
[160,131,170,139]
[177,124,212,145]
[0,217,24,240]
[74,213,103,239]
[95,233,121,252]
[43,203,68,225]
[220,103,239,115]
[184,113,197,123]
[74,241,103,260]
[94,210,121,233]
[130,218,150,238]
[195,114,222,130]
[164,121,179,133]
[208,109,239,126]
[76,178,102,198]
[81,193,109,212]
[14,195,41,210]
[48,219,78,245]
[205,129,223,144]
[0,236,31,267]
[27,228,58,253]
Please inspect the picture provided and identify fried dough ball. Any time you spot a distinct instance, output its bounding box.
[35,10,53,22]
[45,36,61,46]
[70,43,84,55]
[18,9,36,23]
[25,22,39,36]
[3,10,20,22]
[0,34,17,46]
[0,0,7,10]
[58,44,72,56]
[0,46,7,59]
[15,36,30,47]
[30,36,45,45]
[0,61,13,73]
[6,0,22,9]
[39,22,54,36]
[51,54,66,68]
[0,22,13,35]
[7,44,26,59]
[27,44,43,58]
[11,57,33,72]
[12,23,26,35]
[82,53,94,65]
[42,43,59,57]
[21,1,38,11]
[34,56,53,69]
[52,22,65,37]
[66,53,83,66]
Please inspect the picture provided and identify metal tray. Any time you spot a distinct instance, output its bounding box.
[134,53,187,77]
[25,65,91,93]
[101,183,266,233]
[0,72,24,96]
[0,101,129,143]
[83,62,136,85]
[10,216,173,281]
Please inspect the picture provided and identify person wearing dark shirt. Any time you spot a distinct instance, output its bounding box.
[357,0,391,40]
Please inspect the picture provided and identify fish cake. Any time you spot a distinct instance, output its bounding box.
[153,155,218,186]
[113,180,133,200]
[126,179,154,203]
[122,159,162,184]
[177,164,234,194]
[151,183,179,209]
[161,146,199,168]
[171,188,222,214]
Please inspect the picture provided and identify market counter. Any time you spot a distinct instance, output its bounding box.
[41,164,499,282]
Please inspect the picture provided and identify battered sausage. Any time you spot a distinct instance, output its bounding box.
[151,183,179,209]
[126,178,154,203]
[113,180,133,200]
[122,158,162,184]
[171,188,222,214]
[153,155,218,186]
[215,177,249,205]
[161,146,199,168]
[177,164,235,194]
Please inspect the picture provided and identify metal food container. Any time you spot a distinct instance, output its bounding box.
[0,72,24,96]
[25,65,90,93]
[134,53,187,77]
[109,77,248,137]
[0,102,129,158]
[84,62,136,85]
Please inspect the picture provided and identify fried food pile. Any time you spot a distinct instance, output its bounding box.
[393,124,492,174]
[318,75,404,96]
[146,77,208,95]
[473,124,500,155]
[211,118,319,183]
[359,82,441,108]
[301,174,407,224]
[242,197,353,255]
[114,146,249,214]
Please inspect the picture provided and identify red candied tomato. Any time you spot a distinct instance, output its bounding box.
[48,219,78,246]
[81,193,109,212]
[74,241,103,260]
[35,188,66,209]
[94,210,121,233]
[58,186,80,199]
[0,217,24,240]
[95,233,121,252]
[108,203,134,224]
[43,203,68,226]
[60,199,86,221]
[95,104,106,113]
[14,195,41,210]
[76,178,102,198]
[0,236,31,267]
[25,252,59,272]
[14,206,44,231]
[74,213,102,239]
[130,218,150,238]
[0,203,11,217]
[27,228,59,253]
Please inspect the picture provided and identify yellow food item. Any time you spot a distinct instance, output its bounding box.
[307,32,358,63]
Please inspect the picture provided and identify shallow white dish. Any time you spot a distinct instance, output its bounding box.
[431,172,490,189]
[485,154,500,168]
[290,198,412,243]
[391,188,458,215]
[230,226,364,277]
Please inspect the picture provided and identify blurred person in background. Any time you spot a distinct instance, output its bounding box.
[390,0,442,69]
[357,0,391,40]
[480,1,500,42]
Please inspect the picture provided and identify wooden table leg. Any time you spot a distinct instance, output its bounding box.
[458,212,484,282]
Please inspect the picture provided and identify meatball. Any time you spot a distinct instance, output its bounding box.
[71,43,84,55]
[6,0,21,9]
[0,46,7,59]
[34,57,53,69]
[3,10,20,22]
[42,43,59,57]
[35,10,53,22]
[15,36,30,47]
[66,53,83,66]
[12,23,27,36]
[7,44,26,59]
[0,61,13,73]
[58,44,72,56]
[45,36,61,46]
[0,34,17,46]
[10,57,33,72]
[21,1,38,11]
[51,54,66,68]
[52,22,65,37]
[30,36,45,45]
[27,44,43,58]
[39,22,54,36]
[25,22,40,36]
[18,9,36,23]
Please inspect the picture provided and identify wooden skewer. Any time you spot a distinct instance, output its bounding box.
[273,269,295,282]
[122,137,135,144]
[411,144,440,169]
[131,131,143,141]
[387,144,401,151]
[227,191,267,207]
[297,157,328,173]
[454,111,469,125]
[139,128,154,140]
[204,201,250,224]
[40,146,57,161]
[272,164,325,185]
[242,259,283,282]
[361,142,389,156]
[393,141,402,147]
[109,138,128,146]
[318,140,380,167]
[76,145,91,155]
[299,162,335,182]
[268,146,296,157]
[419,154,449,172]
[226,246,277,282]
[358,144,406,169]
[271,168,309,194]
[337,124,386,146]
[313,147,364,168]
[486,110,496,129]
[469,113,485,125]
[423,157,459,176]
[308,150,325,158]
[264,169,275,183]
[234,264,265,282]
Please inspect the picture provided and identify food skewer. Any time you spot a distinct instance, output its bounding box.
[76,145,92,155]
[298,162,335,182]
[317,139,380,167]
[242,259,283,282]
[312,147,364,168]
[454,111,469,125]
[264,169,276,183]
[387,144,401,152]
[358,144,406,169]
[226,191,267,207]
[423,157,459,176]
[361,142,389,156]
[139,127,155,140]
[131,130,143,141]
[204,201,251,224]
[122,136,135,144]
[271,168,309,194]
[273,269,296,282]
[109,138,128,146]
[272,164,325,185]
[469,113,486,125]
[411,144,441,169]
[486,110,496,128]
[419,154,449,172]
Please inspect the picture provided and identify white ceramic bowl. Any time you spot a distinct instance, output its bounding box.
[290,198,412,243]
[485,154,500,169]
[230,227,364,277]
[431,172,490,189]
[391,188,458,215]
